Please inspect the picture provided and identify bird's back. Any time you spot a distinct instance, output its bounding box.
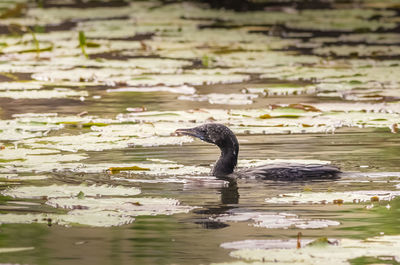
[233,163,341,180]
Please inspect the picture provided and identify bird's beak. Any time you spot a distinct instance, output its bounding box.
[175,128,200,138]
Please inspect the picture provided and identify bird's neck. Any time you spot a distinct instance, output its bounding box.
[212,146,238,177]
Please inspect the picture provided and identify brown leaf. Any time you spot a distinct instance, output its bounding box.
[288,103,321,112]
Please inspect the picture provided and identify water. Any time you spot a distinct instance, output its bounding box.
[1,130,400,264]
[1,1,400,264]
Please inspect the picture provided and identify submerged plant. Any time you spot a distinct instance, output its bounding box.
[202,54,211,68]
[27,27,40,58]
[79,31,88,58]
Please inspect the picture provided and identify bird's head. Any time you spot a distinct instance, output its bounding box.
[176,123,239,176]
[175,123,238,153]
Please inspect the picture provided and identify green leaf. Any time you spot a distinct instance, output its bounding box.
[79,31,88,58]
[306,237,331,247]
[77,191,85,199]
[259,114,272,119]
[79,31,86,46]
[202,54,211,68]
[86,42,100,48]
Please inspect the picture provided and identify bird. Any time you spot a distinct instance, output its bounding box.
[175,123,341,180]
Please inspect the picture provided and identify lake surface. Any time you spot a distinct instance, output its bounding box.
[0,1,400,264]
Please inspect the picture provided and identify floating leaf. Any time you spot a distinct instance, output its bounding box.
[259,114,272,119]
[108,166,151,173]
[306,237,337,247]
[79,31,88,58]
[178,93,258,105]
[0,212,134,228]
[0,247,34,254]
[107,85,196,95]
[221,239,314,250]
[265,191,400,204]
[77,191,85,199]
[220,235,400,265]
[0,88,88,99]
[212,210,340,229]
[2,184,141,199]
[0,175,49,181]
[288,104,321,112]
[46,197,196,216]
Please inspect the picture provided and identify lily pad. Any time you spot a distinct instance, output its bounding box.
[0,195,197,227]
[213,210,340,229]
[0,247,34,253]
[46,197,196,216]
[107,85,196,95]
[265,190,400,204]
[0,175,49,181]
[314,45,400,57]
[178,93,258,105]
[63,162,210,175]
[221,239,314,250]
[2,184,141,199]
[0,212,135,228]
[0,88,88,99]
[126,74,251,87]
[221,235,400,265]
[0,81,42,91]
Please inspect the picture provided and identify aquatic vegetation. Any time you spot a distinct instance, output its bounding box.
[46,197,195,216]
[178,93,258,105]
[0,247,34,254]
[107,85,196,95]
[113,175,228,188]
[244,85,316,96]
[2,184,141,199]
[0,185,196,227]
[213,210,340,229]
[216,235,400,265]
[265,190,400,204]
[1,102,399,174]
[70,161,210,175]
[0,174,49,181]
[220,239,314,250]
[0,88,88,99]
[0,198,194,227]
[78,31,88,58]
[0,211,135,227]
[0,196,195,227]
[314,45,400,57]
[0,0,399,263]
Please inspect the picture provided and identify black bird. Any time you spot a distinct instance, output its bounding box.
[175,123,341,180]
